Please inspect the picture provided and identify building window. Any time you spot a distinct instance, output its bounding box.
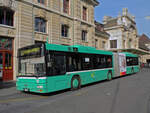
[82,6,87,21]
[128,39,132,48]
[102,41,106,49]
[0,37,13,50]
[37,0,45,4]
[61,25,69,37]
[35,17,46,33]
[95,39,98,48]
[82,30,87,41]
[123,40,125,48]
[63,0,69,14]
[110,40,117,48]
[0,7,14,26]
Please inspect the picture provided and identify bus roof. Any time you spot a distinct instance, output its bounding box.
[45,43,113,55]
[121,52,138,57]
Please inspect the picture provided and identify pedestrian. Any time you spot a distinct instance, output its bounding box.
[141,63,144,69]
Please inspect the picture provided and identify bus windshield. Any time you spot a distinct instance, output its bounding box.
[18,44,46,76]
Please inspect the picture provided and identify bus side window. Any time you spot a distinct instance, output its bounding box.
[46,51,66,76]
[93,55,100,69]
[99,56,106,68]
[66,55,81,72]
[82,55,92,70]
[106,56,112,68]
[94,55,112,69]
[53,54,66,75]
[67,56,75,72]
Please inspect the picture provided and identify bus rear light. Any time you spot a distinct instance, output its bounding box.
[38,89,43,92]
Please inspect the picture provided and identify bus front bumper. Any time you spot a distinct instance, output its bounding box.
[16,82,48,93]
[16,77,48,93]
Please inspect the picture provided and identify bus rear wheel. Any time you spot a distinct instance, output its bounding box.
[71,76,81,90]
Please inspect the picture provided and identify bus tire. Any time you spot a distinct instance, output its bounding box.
[107,71,112,81]
[71,76,81,90]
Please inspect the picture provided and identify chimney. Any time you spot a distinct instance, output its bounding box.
[117,12,122,25]
[122,8,128,16]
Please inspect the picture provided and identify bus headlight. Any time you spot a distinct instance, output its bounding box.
[37,86,43,88]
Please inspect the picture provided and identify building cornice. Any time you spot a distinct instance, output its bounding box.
[122,15,136,25]
[16,0,95,27]
[0,0,17,10]
[81,0,99,6]
[95,30,110,39]
[91,0,99,6]
[104,25,123,31]
[108,48,150,55]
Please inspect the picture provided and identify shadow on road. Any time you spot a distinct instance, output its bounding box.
[0,81,16,89]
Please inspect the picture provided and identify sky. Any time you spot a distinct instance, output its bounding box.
[94,0,150,38]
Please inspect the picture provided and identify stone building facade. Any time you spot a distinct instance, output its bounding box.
[138,34,150,63]
[0,0,99,81]
[103,8,139,51]
[103,8,150,63]
[94,21,109,50]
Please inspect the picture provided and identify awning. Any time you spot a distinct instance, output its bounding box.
[120,48,150,55]
[108,48,150,55]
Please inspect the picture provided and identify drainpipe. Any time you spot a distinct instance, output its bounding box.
[73,0,75,45]
[32,0,34,44]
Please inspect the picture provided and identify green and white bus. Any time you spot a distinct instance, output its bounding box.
[16,42,139,93]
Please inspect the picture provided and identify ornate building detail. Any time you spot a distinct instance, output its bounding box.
[103,8,138,50]
[38,9,47,19]
[7,29,15,36]
[0,0,17,10]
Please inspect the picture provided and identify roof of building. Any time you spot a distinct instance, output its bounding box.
[95,21,110,38]
[104,18,118,28]
[139,34,150,51]
[92,0,99,5]
[86,0,99,6]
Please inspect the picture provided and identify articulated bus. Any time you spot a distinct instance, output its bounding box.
[16,43,139,93]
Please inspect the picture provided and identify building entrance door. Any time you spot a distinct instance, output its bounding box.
[0,51,13,81]
[0,52,3,80]
[0,37,13,81]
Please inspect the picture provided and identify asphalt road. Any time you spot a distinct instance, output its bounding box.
[0,68,150,113]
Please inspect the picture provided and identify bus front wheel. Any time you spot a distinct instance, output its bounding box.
[71,76,81,90]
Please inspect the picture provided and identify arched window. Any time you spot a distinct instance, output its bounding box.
[0,7,14,26]
[35,17,46,33]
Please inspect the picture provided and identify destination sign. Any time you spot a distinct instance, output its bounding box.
[20,47,40,56]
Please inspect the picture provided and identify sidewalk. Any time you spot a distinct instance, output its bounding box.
[0,81,17,97]
[0,80,16,89]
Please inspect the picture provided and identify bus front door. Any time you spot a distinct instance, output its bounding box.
[0,52,13,81]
